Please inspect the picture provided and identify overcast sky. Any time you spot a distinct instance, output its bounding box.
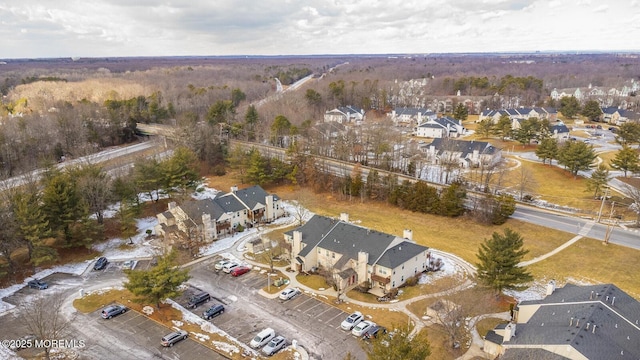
[1,0,639,59]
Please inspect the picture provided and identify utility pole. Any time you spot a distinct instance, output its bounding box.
[596,186,609,222]
[603,201,615,245]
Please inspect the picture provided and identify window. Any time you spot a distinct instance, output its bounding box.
[332,252,335,258]
[318,248,321,253]
[401,276,404,282]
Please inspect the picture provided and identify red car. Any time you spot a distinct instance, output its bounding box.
[230,266,251,277]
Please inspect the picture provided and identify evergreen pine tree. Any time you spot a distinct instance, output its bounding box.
[476,228,533,294]
[124,250,190,308]
[610,145,640,177]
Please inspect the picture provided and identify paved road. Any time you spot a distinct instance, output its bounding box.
[513,205,640,249]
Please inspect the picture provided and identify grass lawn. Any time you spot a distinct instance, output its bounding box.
[296,273,329,290]
[205,167,640,300]
[476,317,507,339]
[597,150,617,169]
[527,237,640,299]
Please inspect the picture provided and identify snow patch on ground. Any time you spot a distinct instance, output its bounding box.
[0,260,94,314]
[192,332,210,342]
[92,217,161,260]
[142,306,154,315]
[418,256,459,284]
[212,341,240,355]
[504,281,548,302]
[172,320,184,327]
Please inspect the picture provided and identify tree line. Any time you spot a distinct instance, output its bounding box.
[0,147,201,279]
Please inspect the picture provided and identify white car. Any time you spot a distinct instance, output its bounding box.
[352,320,375,337]
[214,259,232,270]
[340,311,364,331]
[279,288,300,301]
[222,262,240,273]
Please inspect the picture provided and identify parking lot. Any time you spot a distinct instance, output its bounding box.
[91,306,226,360]
[186,259,367,359]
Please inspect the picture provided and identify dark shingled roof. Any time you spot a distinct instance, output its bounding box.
[213,193,246,213]
[504,283,640,360]
[180,198,226,224]
[429,138,500,156]
[232,185,279,210]
[286,215,340,258]
[289,215,428,270]
[317,222,396,266]
[376,241,428,269]
[501,348,570,360]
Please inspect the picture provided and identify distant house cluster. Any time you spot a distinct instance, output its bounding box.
[155,185,285,246]
[286,213,433,296]
[484,281,640,360]
[551,81,639,103]
[479,107,558,123]
[323,105,365,124]
[388,107,437,127]
[414,116,467,139]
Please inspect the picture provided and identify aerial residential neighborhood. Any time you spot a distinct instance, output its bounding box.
[1,46,640,360]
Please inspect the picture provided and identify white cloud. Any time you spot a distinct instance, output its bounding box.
[0,0,638,58]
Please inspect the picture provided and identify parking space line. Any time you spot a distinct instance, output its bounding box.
[303,301,323,314]
[327,311,345,324]
[292,297,314,309]
[313,306,335,320]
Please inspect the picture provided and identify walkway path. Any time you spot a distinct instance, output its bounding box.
[518,221,594,267]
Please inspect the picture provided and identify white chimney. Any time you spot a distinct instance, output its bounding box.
[403,229,413,241]
[546,280,556,295]
[502,323,516,342]
[339,213,349,222]
[231,185,238,193]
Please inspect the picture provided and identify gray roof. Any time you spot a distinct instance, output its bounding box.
[376,241,428,269]
[501,348,570,360]
[394,107,432,116]
[551,124,569,134]
[317,222,397,266]
[213,193,246,213]
[429,138,500,157]
[286,215,339,257]
[232,185,278,210]
[505,283,640,360]
[180,198,226,224]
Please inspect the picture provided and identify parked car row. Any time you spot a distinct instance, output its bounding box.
[249,328,287,356]
[214,258,252,277]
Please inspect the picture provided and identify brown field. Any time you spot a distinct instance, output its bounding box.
[206,171,640,299]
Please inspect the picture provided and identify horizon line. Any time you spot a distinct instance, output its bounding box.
[2,50,640,62]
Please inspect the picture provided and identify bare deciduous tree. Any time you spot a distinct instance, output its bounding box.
[623,184,640,226]
[515,166,538,200]
[22,292,74,360]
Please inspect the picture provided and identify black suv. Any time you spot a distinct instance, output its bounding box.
[202,304,225,320]
[94,257,108,270]
[187,292,210,309]
[27,279,48,290]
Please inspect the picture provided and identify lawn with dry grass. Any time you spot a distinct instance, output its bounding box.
[205,170,640,299]
[527,238,640,299]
